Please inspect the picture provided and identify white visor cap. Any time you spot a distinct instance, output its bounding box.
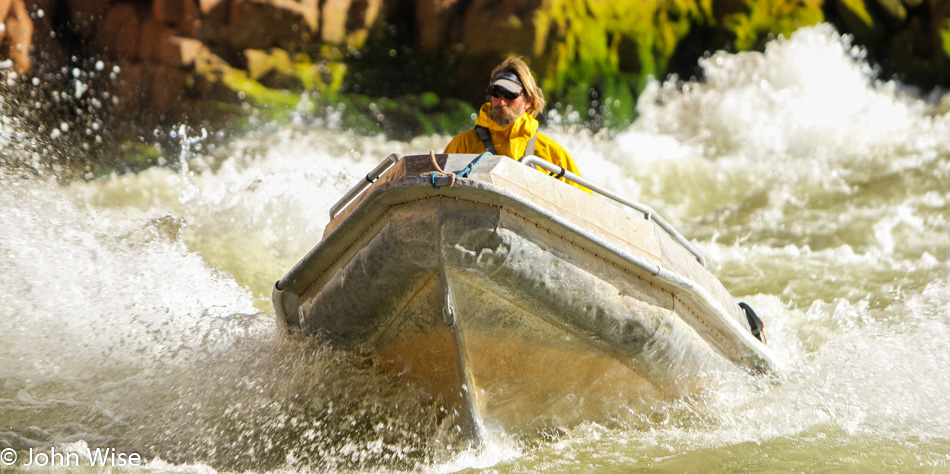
[490,71,524,94]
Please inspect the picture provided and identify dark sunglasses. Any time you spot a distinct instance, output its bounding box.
[488,87,522,101]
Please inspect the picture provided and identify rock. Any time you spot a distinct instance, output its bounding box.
[109,59,188,119]
[347,0,382,47]
[192,44,230,75]
[143,61,187,116]
[26,0,65,76]
[0,0,33,73]
[198,0,228,22]
[350,0,382,30]
[109,60,144,118]
[321,0,352,43]
[227,0,318,50]
[459,0,539,57]
[416,0,461,52]
[97,2,143,60]
[153,0,198,27]
[139,17,175,62]
[160,36,208,67]
[66,0,110,36]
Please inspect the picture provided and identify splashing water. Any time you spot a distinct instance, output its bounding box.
[1,25,949,471]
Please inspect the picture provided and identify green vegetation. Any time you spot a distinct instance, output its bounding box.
[838,0,874,27]
[530,0,828,128]
[534,0,707,128]
[334,92,476,141]
[193,47,475,141]
[724,0,824,50]
[942,19,950,57]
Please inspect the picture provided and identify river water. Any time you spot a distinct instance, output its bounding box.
[2,25,949,472]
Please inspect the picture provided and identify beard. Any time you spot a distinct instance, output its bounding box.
[488,104,521,126]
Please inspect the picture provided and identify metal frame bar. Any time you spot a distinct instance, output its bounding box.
[326,152,706,267]
[519,155,707,267]
[329,153,401,219]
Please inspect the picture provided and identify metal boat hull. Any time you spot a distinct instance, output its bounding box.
[273,154,775,437]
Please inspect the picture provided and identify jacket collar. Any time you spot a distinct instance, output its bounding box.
[475,103,538,139]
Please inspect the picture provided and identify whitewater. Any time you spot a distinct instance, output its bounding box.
[1,25,949,471]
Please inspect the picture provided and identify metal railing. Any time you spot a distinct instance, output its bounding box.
[326,152,706,267]
[519,155,707,267]
[329,153,401,219]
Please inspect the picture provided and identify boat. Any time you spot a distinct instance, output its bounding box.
[272,152,777,439]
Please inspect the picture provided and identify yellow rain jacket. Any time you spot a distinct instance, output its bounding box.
[445,103,589,192]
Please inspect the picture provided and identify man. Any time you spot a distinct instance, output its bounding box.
[444,57,587,191]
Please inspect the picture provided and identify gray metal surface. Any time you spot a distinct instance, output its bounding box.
[329,153,401,219]
[519,155,707,267]
[272,153,778,438]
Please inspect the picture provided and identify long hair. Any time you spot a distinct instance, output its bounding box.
[491,57,546,117]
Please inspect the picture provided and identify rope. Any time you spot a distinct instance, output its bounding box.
[429,150,456,189]
[428,151,491,188]
[455,151,490,178]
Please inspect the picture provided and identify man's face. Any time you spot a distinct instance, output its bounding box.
[488,86,529,126]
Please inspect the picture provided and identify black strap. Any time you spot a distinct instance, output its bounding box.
[474,126,496,155]
[474,126,536,159]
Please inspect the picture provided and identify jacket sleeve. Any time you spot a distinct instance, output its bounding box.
[444,130,481,154]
